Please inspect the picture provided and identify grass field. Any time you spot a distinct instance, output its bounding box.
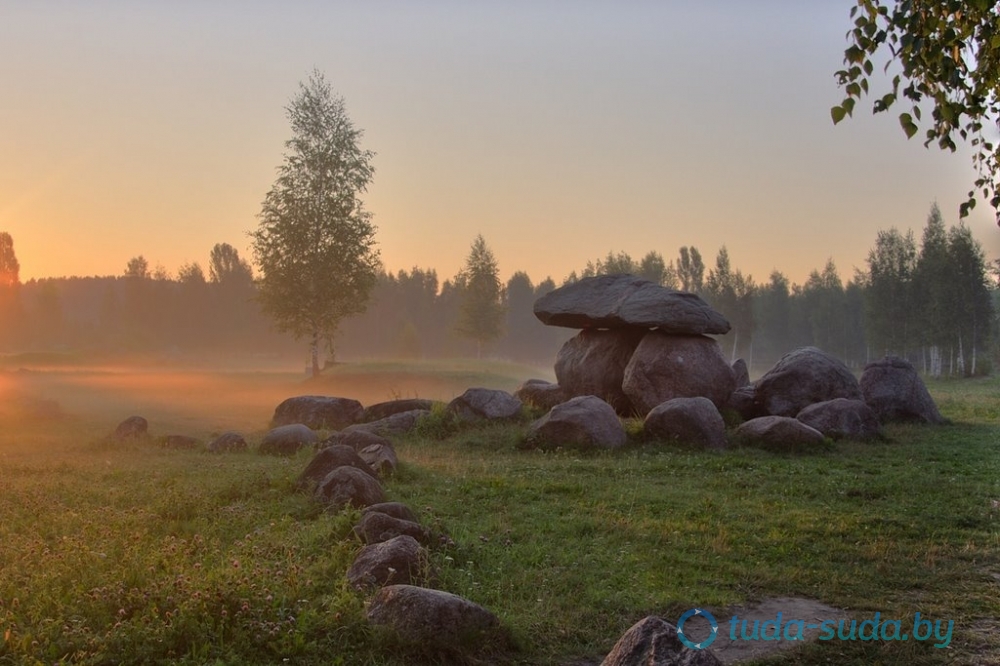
[0,359,998,665]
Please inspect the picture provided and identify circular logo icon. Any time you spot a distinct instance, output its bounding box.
[676,608,719,650]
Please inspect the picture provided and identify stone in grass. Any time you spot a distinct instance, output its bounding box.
[271,395,363,430]
[347,535,428,590]
[514,379,569,412]
[363,502,420,524]
[752,347,861,418]
[601,615,722,666]
[859,355,947,425]
[796,398,881,441]
[446,388,522,422]
[114,416,148,440]
[363,399,438,423]
[258,424,317,456]
[344,410,431,437]
[296,444,379,491]
[354,510,429,545]
[525,395,626,451]
[319,429,391,452]
[367,585,503,653]
[314,466,385,510]
[208,431,248,453]
[357,441,398,477]
[735,416,826,452]
[644,397,727,450]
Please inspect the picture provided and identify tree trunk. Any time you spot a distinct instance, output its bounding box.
[311,331,320,378]
[731,328,739,363]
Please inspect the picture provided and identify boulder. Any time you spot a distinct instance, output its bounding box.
[357,441,398,476]
[533,274,731,334]
[258,424,317,456]
[752,347,862,417]
[732,358,750,388]
[319,429,392,451]
[347,535,428,590]
[555,328,645,415]
[735,416,826,451]
[207,431,248,453]
[363,502,420,524]
[314,466,385,510]
[363,399,438,422]
[601,615,722,666]
[354,511,429,545]
[113,416,148,440]
[796,398,881,440]
[344,410,430,437]
[514,379,570,412]
[526,395,626,451]
[724,385,760,422]
[860,356,946,424]
[622,333,736,416]
[446,388,522,422]
[296,444,379,491]
[162,434,200,450]
[644,397,727,450]
[271,395,363,430]
[367,585,501,651]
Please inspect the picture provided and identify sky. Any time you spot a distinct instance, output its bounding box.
[2,1,999,288]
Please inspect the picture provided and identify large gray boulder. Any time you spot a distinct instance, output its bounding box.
[514,379,570,412]
[314,466,385,510]
[259,424,317,456]
[296,444,379,491]
[644,397,727,450]
[367,585,502,651]
[363,502,420,524]
[271,395,363,430]
[526,395,626,451]
[752,347,862,417]
[796,398,881,440]
[555,328,645,415]
[534,274,731,334]
[446,388,522,421]
[860,356,946,424]
[601,615,722,666]
[347,535,428,590]
[622,333,736,416]
[735,416,826,451]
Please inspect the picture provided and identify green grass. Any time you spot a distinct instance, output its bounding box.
[0,363,998,664]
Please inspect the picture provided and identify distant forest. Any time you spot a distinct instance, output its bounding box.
[1,205,997,376]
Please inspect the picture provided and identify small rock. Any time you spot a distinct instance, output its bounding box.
[363,399,438,422]
[363,502,420,524]
[735,416,826,451]
[296,444,379,491]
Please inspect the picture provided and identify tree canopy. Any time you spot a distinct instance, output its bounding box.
[833,1,1000,221]
[0,232,19,289]
[250,70,380,376]
[455,235,506,358]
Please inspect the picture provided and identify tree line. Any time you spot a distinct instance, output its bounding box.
[0,203,995,376]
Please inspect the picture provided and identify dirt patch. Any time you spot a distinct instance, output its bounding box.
[707,597,849,664]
